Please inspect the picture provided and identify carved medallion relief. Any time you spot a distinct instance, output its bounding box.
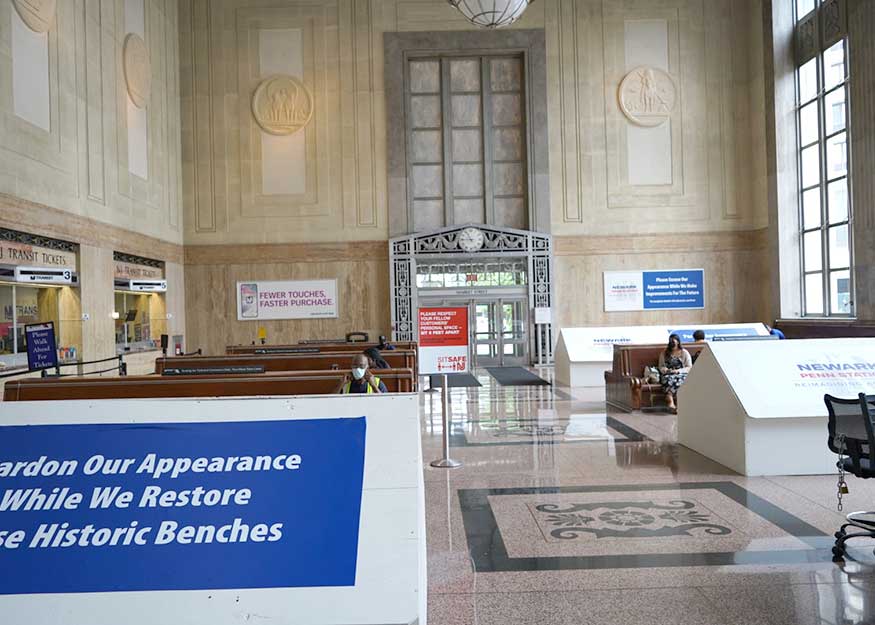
[618,66,677,127]
[123,33,151,108]
[251,75,314,136]
[12,0,56,33]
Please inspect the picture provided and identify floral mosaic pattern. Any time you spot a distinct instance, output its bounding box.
[531,500,732,540]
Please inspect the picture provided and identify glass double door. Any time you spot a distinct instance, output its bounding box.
[473,299,528,367]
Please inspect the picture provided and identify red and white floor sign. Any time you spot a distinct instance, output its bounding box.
[418,307,470,375]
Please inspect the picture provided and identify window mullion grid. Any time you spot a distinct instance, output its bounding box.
[439,59,454,226]
[795,58,807,315]
[825,45,852,316]
[818,50,830,316]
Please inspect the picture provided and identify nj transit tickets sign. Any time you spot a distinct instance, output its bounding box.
[0,418,366,594]
[604,269,704,311]
[418,307,469,375]
[236,280,338,320]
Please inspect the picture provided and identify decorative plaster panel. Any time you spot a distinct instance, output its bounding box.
[618,66,677,127]
[547,0,763,236]
[123,33,150,108]
[252,74,313,136]
[236,8,324,217]
[181,0,387,244]
[12,0,56,34]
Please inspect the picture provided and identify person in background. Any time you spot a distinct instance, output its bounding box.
[765,324,786,339]
[335,353,387,394]
[363,346,390,370]
[691,329,706,364]
[658,333,692,413]
[378,335,396,350]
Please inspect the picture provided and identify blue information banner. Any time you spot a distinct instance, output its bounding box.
[0,417,366,595]
[642,269,704,310]
[24,322,58,372]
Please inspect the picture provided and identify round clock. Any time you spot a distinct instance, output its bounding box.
[458,227,485,253]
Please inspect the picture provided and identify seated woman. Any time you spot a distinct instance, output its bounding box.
[658,333,692,413]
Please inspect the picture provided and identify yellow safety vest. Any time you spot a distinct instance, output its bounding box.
[342,376,381,394]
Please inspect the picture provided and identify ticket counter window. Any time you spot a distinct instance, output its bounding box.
[0,283,61,368]
[114,291,160,352]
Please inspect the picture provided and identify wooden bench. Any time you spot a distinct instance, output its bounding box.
[156,351,417,376]
[604,343,706,412]
[774,319,875,339]
[226,342,417,355]
[3,368,415,401]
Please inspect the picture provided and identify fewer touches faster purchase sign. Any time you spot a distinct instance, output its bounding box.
[236,280,338,321]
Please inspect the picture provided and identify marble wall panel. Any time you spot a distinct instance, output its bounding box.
[79,244,116,361]
[184,242,390,356]
[554,230,770,330]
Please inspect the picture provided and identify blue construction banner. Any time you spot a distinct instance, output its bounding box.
[642,269,704,310]
[0,417,366,595]
[24,322,58,372]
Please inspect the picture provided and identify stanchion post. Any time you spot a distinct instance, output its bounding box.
[430,373,461,468]
[424,373,438,393]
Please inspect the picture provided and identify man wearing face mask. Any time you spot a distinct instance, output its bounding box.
[334,353,388,394]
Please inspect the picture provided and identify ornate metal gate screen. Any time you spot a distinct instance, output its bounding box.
[390,224,554,364]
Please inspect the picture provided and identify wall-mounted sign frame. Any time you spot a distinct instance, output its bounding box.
[24,322,58,372]
[604,269,705,312]
[236,280,338,321]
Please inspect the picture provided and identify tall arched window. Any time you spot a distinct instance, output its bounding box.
[795,0,853,316]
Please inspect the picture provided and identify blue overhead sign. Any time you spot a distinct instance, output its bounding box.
[0,417,366,595]
[642,269,704,310]
[24,322,58,372]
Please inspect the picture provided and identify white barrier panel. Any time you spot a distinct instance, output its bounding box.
[0,394,425,625]
[678,339,875,476]
[553,323,769,387]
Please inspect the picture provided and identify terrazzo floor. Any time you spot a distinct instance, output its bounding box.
[421,367,875,625]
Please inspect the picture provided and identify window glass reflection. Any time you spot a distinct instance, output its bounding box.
[823,40,846,92]
[830,270,851,314]
[805,273,824,315]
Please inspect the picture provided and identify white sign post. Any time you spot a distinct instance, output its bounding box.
[236,280,338,321]
[418,307,469,469]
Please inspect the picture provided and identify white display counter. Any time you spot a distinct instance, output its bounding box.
[553,323,769,387]
[678,339,875,476]
[0,394,426,625]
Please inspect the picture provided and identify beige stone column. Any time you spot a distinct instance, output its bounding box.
[763,0,803,321]
[848,0,875,320]
[78,245,115,361]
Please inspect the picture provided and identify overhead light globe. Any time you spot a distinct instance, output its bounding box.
[447,0,534,29]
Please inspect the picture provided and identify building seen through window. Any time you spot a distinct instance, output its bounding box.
[795,1,853,316]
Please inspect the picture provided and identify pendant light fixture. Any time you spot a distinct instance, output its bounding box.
[446,0,534,29]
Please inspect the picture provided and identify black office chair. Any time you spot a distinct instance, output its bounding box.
[824,393,875,560]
